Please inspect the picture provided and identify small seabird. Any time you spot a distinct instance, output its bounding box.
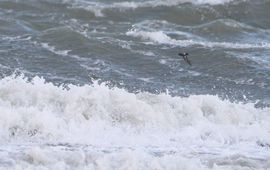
[178,52,191,66]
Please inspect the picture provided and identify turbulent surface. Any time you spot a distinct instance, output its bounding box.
[0,0,270,169]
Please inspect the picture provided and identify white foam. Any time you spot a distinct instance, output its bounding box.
[126,30,270,49]
[40,42,71,56]
[113,0,235,9]
[0,75,269,169]
[0,75,269,139]
[33,41,86,61]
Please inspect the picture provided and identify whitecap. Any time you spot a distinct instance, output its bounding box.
[126,30,270,49]
[0,75,269,169]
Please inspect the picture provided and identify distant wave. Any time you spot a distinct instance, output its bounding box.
[111,0,236,8]
[187,18,270,33]
[63,0,238,17]
[126,30,270,49]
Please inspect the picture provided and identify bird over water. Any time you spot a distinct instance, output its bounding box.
[178,52,192,66]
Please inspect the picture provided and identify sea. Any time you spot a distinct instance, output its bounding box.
[0,0,270,169]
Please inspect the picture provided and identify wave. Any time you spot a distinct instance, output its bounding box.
[111,0,236,8]
[63,0,239,17]
[188,19,270,34]
[0,75,269,141]
[1,75,270,169]
[126,29,270,49]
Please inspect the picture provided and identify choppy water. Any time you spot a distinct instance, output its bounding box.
[0,0,270,169]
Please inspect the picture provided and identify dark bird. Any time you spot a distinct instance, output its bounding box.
[178,52,191,66]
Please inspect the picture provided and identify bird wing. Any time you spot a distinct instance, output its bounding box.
[178,53,185,57]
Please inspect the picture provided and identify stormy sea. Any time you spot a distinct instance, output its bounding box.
[0,0,270,169]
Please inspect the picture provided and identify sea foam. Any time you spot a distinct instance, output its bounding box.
[0,75,269,141]
[0,75,269,169]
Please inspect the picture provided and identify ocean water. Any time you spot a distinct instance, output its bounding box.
[0,0,270,169]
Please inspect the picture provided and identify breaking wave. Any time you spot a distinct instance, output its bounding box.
[0,75,269,169]
[0,75,269,140]
[126,30,270,49]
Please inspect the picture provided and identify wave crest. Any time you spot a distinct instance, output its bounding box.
[0,75,269,142]
[64,0,238,17]
[126,29,270,49]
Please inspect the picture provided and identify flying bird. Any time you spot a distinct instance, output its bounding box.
[178,52,191,66]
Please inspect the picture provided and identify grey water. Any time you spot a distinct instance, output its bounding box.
[1,0,270,106]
